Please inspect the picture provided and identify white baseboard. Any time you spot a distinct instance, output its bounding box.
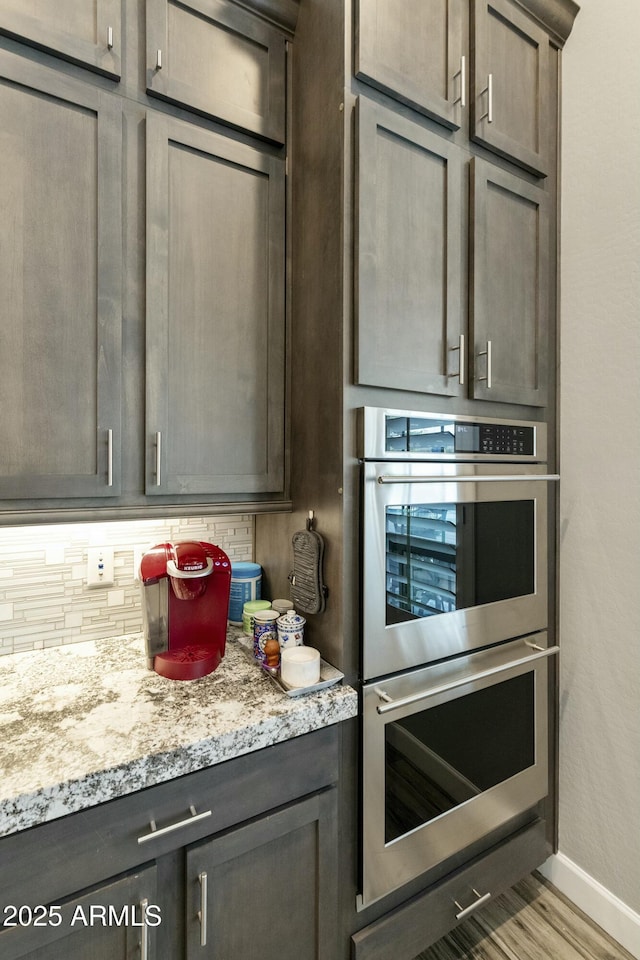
[540,853,640,959]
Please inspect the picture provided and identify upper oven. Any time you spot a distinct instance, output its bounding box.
[359,408,558,681]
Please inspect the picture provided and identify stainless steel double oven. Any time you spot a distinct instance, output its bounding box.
[358,408,559,908]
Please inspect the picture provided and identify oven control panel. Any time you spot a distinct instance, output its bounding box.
[360,407,545,461]
[468,424,534,456]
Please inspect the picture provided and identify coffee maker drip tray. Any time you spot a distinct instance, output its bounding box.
[154,645,223,681]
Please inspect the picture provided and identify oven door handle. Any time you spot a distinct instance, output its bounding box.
[376,473,560,484]
[374,644,559,715]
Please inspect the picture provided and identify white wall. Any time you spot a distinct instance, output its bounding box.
[542,0,640,954]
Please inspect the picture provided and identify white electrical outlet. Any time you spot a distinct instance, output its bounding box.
[87,547,115,588]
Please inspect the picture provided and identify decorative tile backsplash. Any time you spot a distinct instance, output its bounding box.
[0,516,254,656]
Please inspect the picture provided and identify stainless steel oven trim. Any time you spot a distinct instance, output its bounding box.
[362,461,552,680]
[359,406,547,462]
[360,635,555,908]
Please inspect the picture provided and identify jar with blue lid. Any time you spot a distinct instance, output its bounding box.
[228,561,262,625]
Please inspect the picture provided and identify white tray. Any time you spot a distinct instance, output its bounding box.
[263,658,344,698]
[235,636,344,697]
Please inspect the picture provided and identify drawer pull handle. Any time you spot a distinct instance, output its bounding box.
[455,888,491,920]
[198,871,208,947]
[137,805,212,844]
[140,898,149,960]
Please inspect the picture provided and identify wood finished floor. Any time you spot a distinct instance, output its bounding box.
[414,873,634,960]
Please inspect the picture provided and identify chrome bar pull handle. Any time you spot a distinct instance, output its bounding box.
[480,74,493,122]
[477,339,492,388]
[374,686,393,704]
[156,48,163,69]
[455,889,491,921]
[137,806,212,844]
[198,872,208,947]
[107,26,113,49]
[449,334,465,385]
[155,431,162,487]
[107,428,113,487]
[140,899,149,960]
[377,474,559,485]
[376,645,560,715]
[454,56,466,108]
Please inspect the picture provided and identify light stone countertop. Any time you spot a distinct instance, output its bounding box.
[0,629,357,838]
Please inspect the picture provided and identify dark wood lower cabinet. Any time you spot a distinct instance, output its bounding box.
[0,868,158,960]
[0,728,339,960]
[0,725,548,960]
[185,792,337,959]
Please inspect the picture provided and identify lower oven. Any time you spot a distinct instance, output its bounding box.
[360,633,558,908]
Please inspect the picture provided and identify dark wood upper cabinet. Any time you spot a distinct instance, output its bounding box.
[146,0,287,143]
[355,0,465,130]
[355,0,553,177]
[145,113,286,497]
[0,52,122,501]
[355,99,551,407]
[471,0,551,176]
[355,98,466,397]
[470,157,550,405]
[0,0,121,79]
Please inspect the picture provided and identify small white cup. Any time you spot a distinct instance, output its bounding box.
[280,646,321,688]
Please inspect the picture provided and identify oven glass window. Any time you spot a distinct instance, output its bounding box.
[385,500,535,624]
[385,673,535,843]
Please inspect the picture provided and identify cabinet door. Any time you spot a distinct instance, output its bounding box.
[355,98,465,398]
[471,0,550,176]
[185,791,337,960]
[146,113,285,497]
[0,0,121,79]
[470,158,549,406]
[355,0,465,129]
[0,867,157,960]
[146,0,286,143]
[0,53,122,500]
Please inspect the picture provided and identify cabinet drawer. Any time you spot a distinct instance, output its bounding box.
[352,819,548,960]
[146,0,287,142]
[0,727,339,911]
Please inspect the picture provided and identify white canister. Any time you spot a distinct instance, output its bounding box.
[280,646,321,688]
[276,610,306,651]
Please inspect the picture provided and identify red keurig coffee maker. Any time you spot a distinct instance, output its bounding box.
[140,540,231,680]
